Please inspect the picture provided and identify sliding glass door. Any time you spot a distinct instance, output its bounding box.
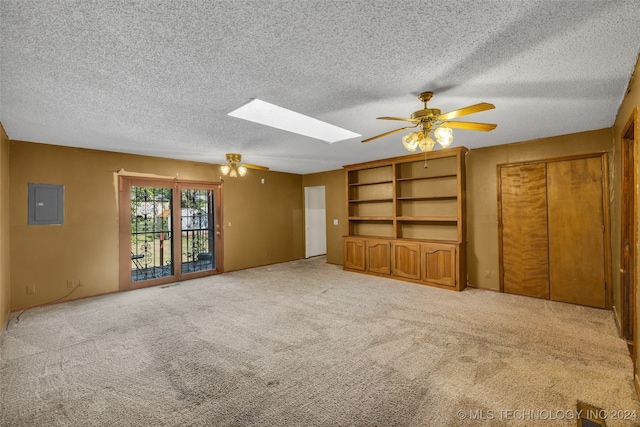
[119,177,223,291]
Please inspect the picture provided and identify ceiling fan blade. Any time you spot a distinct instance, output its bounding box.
[438,103,495,121]
[362,125,418,143]
[444,121,497,131]
[377,116,420,123]
[243,163,269,171]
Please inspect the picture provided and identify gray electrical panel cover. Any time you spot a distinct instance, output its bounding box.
[28,183,64,225]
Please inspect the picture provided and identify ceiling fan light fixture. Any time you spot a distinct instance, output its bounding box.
[419,135,436,152]
[402,132,421,152]
[434,126,453,148]
[221,153,249,178]
[362,91,496,153]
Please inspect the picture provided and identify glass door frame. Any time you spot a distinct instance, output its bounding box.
[119,176,224,291]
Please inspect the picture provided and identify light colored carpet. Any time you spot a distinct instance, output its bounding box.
[1,256,638,426]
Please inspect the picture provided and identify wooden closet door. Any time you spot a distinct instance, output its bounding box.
[547,158,606,308]
[499,163,550,298]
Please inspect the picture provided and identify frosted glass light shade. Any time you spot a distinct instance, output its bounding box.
[402,132,421,152]
[419,136,436,152]
[238,166,248,177]
[220,165,231,175]
[434,126,453,147]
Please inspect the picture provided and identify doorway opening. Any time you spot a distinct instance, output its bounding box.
[304,186,327,258]
[119,177,223,291]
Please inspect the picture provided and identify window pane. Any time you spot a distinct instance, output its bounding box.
[181,189,215,273]
[131,186,173,282]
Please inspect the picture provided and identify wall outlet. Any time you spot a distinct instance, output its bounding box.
[333,219,339,225]
[26,285,35,294]
[484,270,492,278]
[67,279,75,288]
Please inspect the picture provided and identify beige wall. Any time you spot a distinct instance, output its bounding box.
[0,124,10,329]
[9,141,304,309]
[222,167,304,271]
[302,169,347,265]
[466,128,614,291]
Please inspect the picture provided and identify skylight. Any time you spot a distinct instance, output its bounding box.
[227,98,361,144]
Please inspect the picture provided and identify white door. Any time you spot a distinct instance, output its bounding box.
[305,186,327,258]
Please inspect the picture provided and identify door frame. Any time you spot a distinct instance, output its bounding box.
[621,107,638,355]
[118,176,223,291]
[616,107,638,341]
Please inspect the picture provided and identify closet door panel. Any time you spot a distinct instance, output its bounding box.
[547,158,606,308]
[500,163,550,298]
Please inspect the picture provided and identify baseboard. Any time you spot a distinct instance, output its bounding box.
[224,257,306,274]
[10,289,118,314]
[465,283,501,292]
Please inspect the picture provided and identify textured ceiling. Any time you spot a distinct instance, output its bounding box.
[1,1,639,174]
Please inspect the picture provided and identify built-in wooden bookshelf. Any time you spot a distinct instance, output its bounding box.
[343,146,467,290]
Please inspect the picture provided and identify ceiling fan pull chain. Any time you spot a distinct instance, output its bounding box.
[424,151,428,169]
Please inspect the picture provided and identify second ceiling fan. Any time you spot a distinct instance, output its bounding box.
[363,91,497,152]
[219,153,269,177]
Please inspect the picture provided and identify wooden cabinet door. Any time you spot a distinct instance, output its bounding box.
[421,242,457,287]
[499,163,550,298]
[547,158,606,308]
[343,237,365,271]
[366,239,391,274]
[392,241,421,280]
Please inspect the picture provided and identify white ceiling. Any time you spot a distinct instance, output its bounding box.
[1,1,639,174]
